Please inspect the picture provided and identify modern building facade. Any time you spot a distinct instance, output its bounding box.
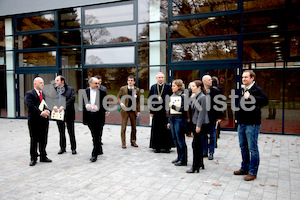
[0,0,299,134]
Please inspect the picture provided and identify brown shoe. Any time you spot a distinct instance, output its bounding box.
[234,169,248,175]
[131,143,138,147]
[244,174,256,181]
[122,145,126,149]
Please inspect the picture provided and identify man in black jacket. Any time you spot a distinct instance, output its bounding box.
[234,70,268,181]
[25,77,52,166]
[53,75,77,155]
[83,77,107,162]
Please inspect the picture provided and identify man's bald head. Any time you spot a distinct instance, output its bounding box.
[202,75,212,89]
[34,77,44,91]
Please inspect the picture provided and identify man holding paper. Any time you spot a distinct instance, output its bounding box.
[53,75,77,155]
[25,77,52,166]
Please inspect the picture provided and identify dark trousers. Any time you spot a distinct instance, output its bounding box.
[28,119,49,161]
[87,116,103,156]
[121,110,137,145]
[57,120,76,150]
[191,124,207,168]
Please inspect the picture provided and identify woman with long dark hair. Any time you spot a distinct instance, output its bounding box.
[186,80,209,173]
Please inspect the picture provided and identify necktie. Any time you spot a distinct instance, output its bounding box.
[39,91,43,102]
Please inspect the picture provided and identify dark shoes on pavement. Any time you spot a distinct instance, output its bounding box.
[40,157,52,163]
[131,143,138,147]
[72,150,77,155]
[174,161,187,166]
[208,154,214,160]
[233,169,248,175]
[90,156,97,162]
[244,174,257,181]
[29,160,36,166]
[58,149,66,154]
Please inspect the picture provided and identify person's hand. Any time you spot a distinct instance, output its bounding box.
[137,112,141,117]
[150,113,153,118]
[120,102,126,108]
[196,126,201,133]
[191,93,195,98]
[169,102,172,108]
[105,111,110,116]
[167,123,170,129]
[53,106,58,112]
[86,104,92,111]
[59,106,64,112]
[92,105,99,111]
[41,110,50,118]
[217,119,221,123]
[244,91,250,100]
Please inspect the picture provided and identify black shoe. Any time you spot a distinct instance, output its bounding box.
[58,149,66,154]
[208,154,214,160]
[163,149,170,153]
[29,160,36,166]
[40,157,52,162]
[171,158,179,164]
[174,161,187,166]
[203,154,208,157]
[154,149,161,153]
[215,143,218,148]
[200,164,205,169]
[72,150,77,155]
[186,167,200,173]
[98,151,103,155]
[90,156,97,162]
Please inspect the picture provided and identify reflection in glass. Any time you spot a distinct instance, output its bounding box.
[138,67,150,125]
[138,0,168,22]
[85,47,134,65]
[206,69,235,128]
[285,64,300,134]
[243,10,284,33]
[138,23,167,41]
[0,71,7,117]
[83,25,136,45]
[243,35,284,62]
[18,74,35,117]
[58,8,81,29]
[173,40,237,61]
[60,30,81,46]
[0,36,5,50]
[15,33,57,49]
[172,0,238,16]
[290,36,300,57]
[84,4,133,25]
[18,51,56,67]
[243,0,285,11]
[138,42,167,66]
[0,52,5,65]
[61,48,81,68]
[61,69,82,121]
[16,13,55,32]
[0,19,4,35]
[170,15,240,38]
[173,70,200,88]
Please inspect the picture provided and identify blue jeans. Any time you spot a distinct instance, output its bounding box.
[238,124,261,176]
[202,123,216,155]
[170,117,187,163]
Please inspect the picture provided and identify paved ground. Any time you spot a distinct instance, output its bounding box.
[0,118,299,200]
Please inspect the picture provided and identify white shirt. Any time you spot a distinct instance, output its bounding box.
[34,88,42,96]
[90,88,97,106]
[245,81,255,91]
[128,86,134,90]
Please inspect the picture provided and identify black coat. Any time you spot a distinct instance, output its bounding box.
[237,83,268,125]
[25,89,49,122]
[148,83,172,114]
[82,88,107,126]
[61,84,76,122]
[208,86,223,123]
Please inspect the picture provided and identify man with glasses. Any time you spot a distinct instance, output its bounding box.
[117,75,140,149]
[83,77,106,162]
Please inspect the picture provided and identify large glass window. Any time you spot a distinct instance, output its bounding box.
[0,36,5,50]
[138,41,167,66]
[18,51,56,67]
[172,40,237,61]
[15,32,57,49]
[0,70,7,117]
[60,48,81,68]
[0,18,4,36]
[290,36,300,57]
[170,15,240,38]
[85,47,134,65]
[84,3,134,26]
[83,25,136,45]
[0,52,4,66]
[172,0,238,16]
[58,8,81,29]
[138,23,168,41]
[138,0,168,22]
[16,13,55,32]
[243,35,285,62]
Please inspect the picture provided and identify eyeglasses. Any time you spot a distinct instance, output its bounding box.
[94,82,99,85]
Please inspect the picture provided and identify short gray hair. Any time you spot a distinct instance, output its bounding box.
[88,77,98,83]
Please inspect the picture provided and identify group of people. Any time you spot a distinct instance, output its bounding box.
[25,70,268,181]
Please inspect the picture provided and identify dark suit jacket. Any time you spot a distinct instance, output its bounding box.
[60,84,76,122]
[148,83,172,114]
[83,88,106,126]
[25,89,49,123]
[117,85,140,114]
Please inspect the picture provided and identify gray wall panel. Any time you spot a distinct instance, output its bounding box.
[0,0,121,17]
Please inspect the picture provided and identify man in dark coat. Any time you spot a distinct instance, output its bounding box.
[234,70,268,181]
[25,77,52,166]
[53,75,77,155]
[148,72,173,153]
[83,77,107,162]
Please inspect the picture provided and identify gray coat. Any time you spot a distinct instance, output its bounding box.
[190,92,209,128]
